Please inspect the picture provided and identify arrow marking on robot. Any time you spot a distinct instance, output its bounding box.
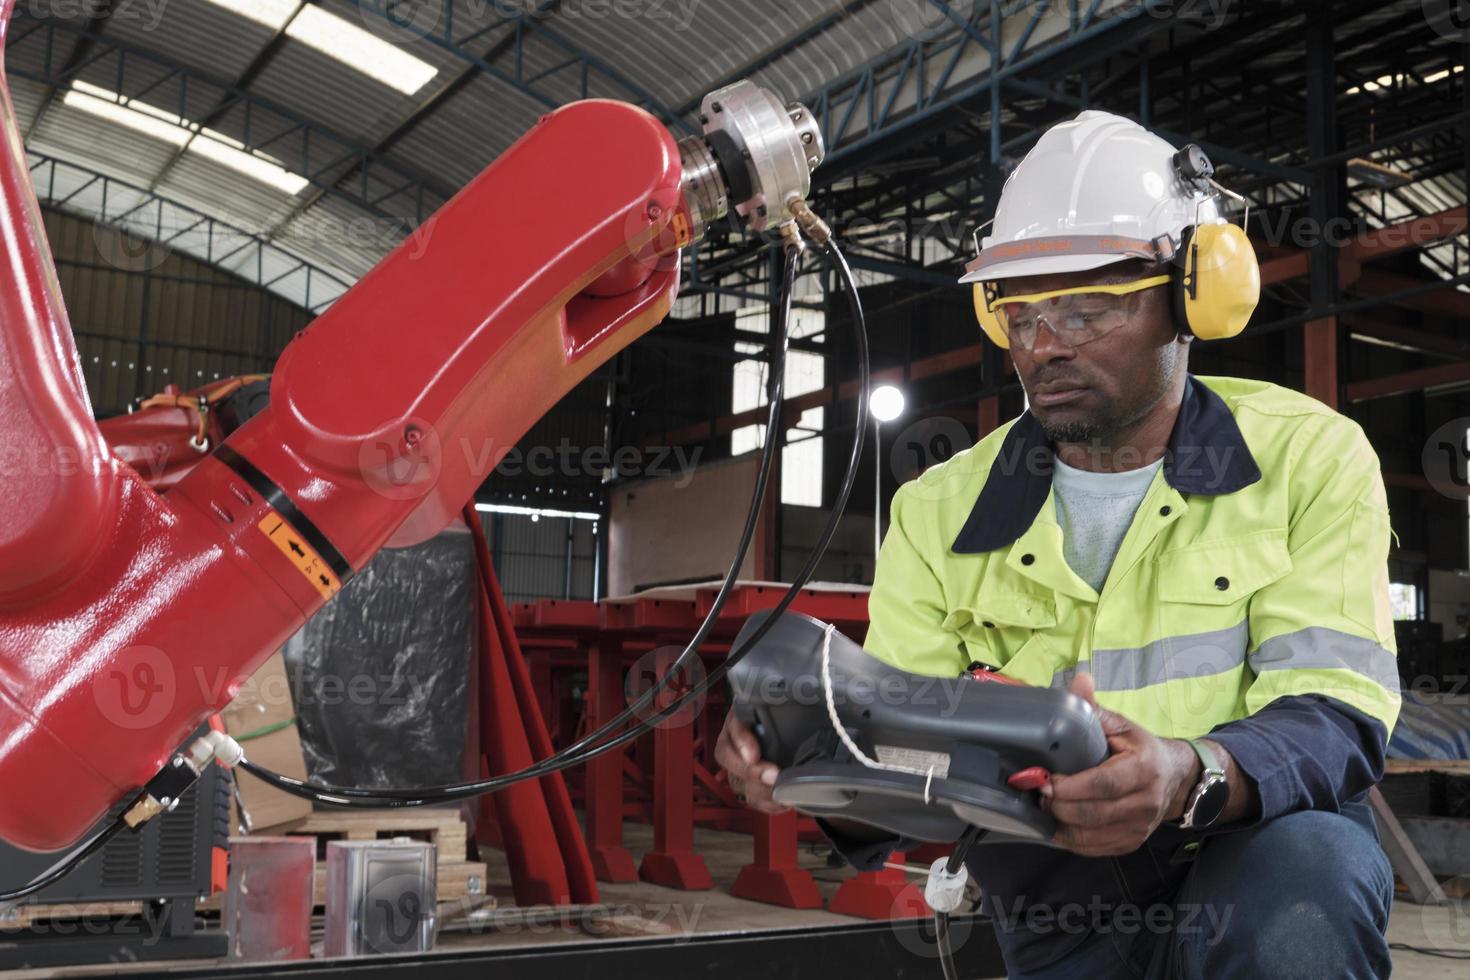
[258,513,342,601]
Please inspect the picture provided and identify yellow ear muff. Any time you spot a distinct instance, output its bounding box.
[1175,223,1260,341]
[973,281,1010,349]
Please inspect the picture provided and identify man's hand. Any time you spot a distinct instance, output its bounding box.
[714,710,789,815]
[1041,673,1200,857]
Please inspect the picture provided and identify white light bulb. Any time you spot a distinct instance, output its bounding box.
[870,385,906,423]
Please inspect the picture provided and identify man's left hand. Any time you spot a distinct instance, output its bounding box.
[1041,673,1200,857]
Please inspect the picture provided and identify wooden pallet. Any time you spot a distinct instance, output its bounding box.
[0,899,164,930]
[284,808,470,858]
[284,809,485,906]
[1385,758,1470,775]
[210,808,488,909]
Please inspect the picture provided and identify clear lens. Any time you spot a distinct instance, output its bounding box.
[998,291,1136,350]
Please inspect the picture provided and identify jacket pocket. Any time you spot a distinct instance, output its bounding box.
[1157,528,1293,606]
[1153,530,1292,735]
[942,592,1057,670]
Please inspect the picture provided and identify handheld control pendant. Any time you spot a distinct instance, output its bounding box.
[727,611,1107,843]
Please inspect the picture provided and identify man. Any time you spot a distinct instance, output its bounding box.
[716,112,1399,979]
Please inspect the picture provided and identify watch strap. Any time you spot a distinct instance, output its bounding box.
[1189,738,1224,777]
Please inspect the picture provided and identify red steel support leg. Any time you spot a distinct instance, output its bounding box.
[730,810,821,908]
[530,653,558,745]
[586,636,637,883]
[638,645,713,890]
[828,851,929,920]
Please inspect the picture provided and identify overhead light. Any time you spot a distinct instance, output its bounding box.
[870,384,906,423]
[62,85,189,146]
[474,503,602,522]
[203,0,439,95]
[1347,157,1413,190]
[1348,66,1462,95]
[63,81,309,195]
[204,0,297,29]
[189,134,309,194]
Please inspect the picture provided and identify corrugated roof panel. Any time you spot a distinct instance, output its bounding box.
[257,0,479,141]
[202,97,352,182]
[272,195,390,280]
[246,42,425,145]
[105,0,275,80]
[7,77,47,136]
[721,1,907,109]
[28,102,179,186]
[154,152,300,232]
[384,71,543,188]
[542,0,840,115]
[1,17,85,82]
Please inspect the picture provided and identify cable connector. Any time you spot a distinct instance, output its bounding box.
[123,754,198,829]
[778,219,806,255]
[123,732,244,831]
[789,198,831,246]
[188,730,244,771]
[924,857,970,914]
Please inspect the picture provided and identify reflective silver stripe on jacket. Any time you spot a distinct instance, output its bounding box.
[1052,622,1249,691]
[1050,623,1397,693]
[1248,626,1399,693]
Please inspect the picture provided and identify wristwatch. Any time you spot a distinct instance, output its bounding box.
[1178,739,1229,830]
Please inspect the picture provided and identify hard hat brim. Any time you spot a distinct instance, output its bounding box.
[957,251,1138,285]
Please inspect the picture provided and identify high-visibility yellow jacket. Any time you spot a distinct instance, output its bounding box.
[866,374,1400,742]
[840,374,1396,975]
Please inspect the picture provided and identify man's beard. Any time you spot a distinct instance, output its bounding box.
[1039,415,1110,443]
[1036,345,1182,445]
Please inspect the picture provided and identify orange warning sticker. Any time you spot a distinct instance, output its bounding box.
[257,512,341,601]
[672,211,692,249]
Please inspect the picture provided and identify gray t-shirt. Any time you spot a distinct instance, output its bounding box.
[1051,456,1164,593]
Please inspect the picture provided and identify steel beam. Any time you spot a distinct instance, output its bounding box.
[355,0,696,135]
[1348,318,1468,361]
[28,151,352,311]
[808,0,1183,168]
[844,252,957,287]
[1355,269,1470,319]
[9,14,452,227]
[1346,360,1470,404]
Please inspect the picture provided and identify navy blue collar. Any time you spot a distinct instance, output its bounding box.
[951,375,1261,554]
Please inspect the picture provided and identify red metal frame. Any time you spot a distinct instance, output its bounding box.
[512,586,873,907]
[0,0,698,851]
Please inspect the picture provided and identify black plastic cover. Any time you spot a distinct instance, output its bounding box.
[283,528,476,790]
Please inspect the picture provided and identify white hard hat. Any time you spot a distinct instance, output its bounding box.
[959,110,1222,284]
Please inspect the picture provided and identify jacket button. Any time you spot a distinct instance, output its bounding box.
[982,621,996,629]
[1215,576,1229,591]
[1021,553,1035,566]
[1160,505,1172,517]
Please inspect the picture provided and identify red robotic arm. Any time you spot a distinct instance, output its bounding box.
[0,0,824,851]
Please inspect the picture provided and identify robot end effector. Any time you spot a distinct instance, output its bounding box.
[676,80,826,247]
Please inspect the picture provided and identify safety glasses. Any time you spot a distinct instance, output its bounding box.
[983,275,1170,351]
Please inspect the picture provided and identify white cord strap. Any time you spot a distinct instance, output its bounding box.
[818,623,939,803]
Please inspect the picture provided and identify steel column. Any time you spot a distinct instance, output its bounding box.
[586,635,637,883]
[1304,0,1343,409]
[638,644,714,891]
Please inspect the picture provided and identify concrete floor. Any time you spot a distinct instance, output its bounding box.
[449,820,1470,978]
[8,819,1470,977]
